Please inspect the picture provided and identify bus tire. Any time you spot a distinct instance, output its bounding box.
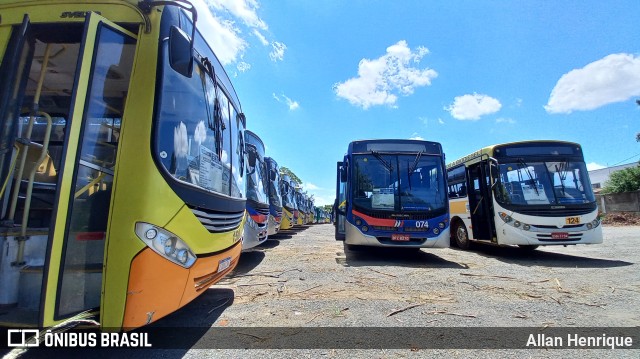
[518,245,539,251]
[453,222,470,249]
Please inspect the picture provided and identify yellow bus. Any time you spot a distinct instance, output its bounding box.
[0,0,247,330]
[447,140,602,251]
[279,174,296,230]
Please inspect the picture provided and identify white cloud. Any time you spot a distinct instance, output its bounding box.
[438,118,445,125]
[302,183,320,191]
[272,93,300,111]
[545,53,640,114]
[333,40,438,109]
[192,1,248,65]
[198,0,287,67]
[587,162,606,171]
[237,62,251,72]
[446,93,502,120]
[409,132,424,140]
[253,29,269,46]
[495,117,515,124]
[207,0,267,30]
[269,42,287,62]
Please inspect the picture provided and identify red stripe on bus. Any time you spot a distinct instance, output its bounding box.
[351,209,399,227]
[250,214,269,223]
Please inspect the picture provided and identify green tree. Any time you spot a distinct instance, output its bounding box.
[280,166,302,184]
[601,166,640,194]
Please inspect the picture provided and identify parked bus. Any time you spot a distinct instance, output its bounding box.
[265,157,282,236]
[0,0,247,330]
[279,174,296,230]
[334,139,450,249]
[447,140,602,250]
[242,130,269,250]
[292,181,303,226]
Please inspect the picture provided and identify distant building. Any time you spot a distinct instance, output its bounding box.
[588,162,638,192]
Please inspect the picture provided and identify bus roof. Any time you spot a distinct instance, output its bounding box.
[244,130,265,150]
[446,140,582,169]
[347,139,443,155]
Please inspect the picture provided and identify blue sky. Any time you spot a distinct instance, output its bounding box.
[196,0,640,206]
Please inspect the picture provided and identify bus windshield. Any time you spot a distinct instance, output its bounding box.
[246,144,268,204]
[352,153,446,214]
[268,167,282,208]
[495,160,595,205]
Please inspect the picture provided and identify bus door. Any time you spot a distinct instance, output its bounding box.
[467,162,494,241]
[40,13,136,328]
[335,161,346,240]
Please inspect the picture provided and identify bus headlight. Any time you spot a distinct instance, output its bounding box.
[361,225,369,232]
[591,218,600,228]
[513,221,521,228]
[433,227,440,235]
[355,218,362,226]
[438,222,445,229]
[498,212,513,223]
[135,222,196,268]
[522,224,531,231]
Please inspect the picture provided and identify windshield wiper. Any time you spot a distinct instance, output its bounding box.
[554,161,568,195]
[371,151,394,173]
[407,151,423,190]
[517,159,539,196]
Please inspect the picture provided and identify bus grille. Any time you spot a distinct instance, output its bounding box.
[373,226,398,231]
[531,224,583,229]
[253,207,270,216]
[404,227,431,232]
[355,207,446,220]
[516,205,596,217]
[188,206,244,233]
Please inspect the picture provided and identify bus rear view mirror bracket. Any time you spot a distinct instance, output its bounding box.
[169,25,193,77]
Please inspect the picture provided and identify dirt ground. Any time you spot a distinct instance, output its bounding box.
[600,212,640,226]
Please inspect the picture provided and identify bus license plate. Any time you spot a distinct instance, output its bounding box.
[551,232,569,240]
[217,257,232,273]
[565,217,580,225]
[391,234,410,241]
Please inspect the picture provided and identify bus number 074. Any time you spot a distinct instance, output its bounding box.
[415,220,428,228]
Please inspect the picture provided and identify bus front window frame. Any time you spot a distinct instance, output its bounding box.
[494,159,595,207]
[351,153,447,216]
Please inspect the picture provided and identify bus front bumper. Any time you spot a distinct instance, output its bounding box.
[344,222,450,248]
[498,222,604,246]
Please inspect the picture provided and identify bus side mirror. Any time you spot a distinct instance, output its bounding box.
[169,26,193,77]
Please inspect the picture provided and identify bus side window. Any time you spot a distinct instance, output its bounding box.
[458,184,467,197]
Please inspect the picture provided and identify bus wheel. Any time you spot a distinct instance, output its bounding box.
[518,245,539,251]
[453,222,470,249]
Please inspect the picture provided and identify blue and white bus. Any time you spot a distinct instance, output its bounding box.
[335,139,450,249]
[242,130,269,249]
[265,157,282,236]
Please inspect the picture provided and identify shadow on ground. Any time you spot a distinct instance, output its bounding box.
[452,242,634,268]
[336,244,467,269]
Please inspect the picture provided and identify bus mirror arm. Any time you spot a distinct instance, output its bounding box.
[143,0,198,77]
